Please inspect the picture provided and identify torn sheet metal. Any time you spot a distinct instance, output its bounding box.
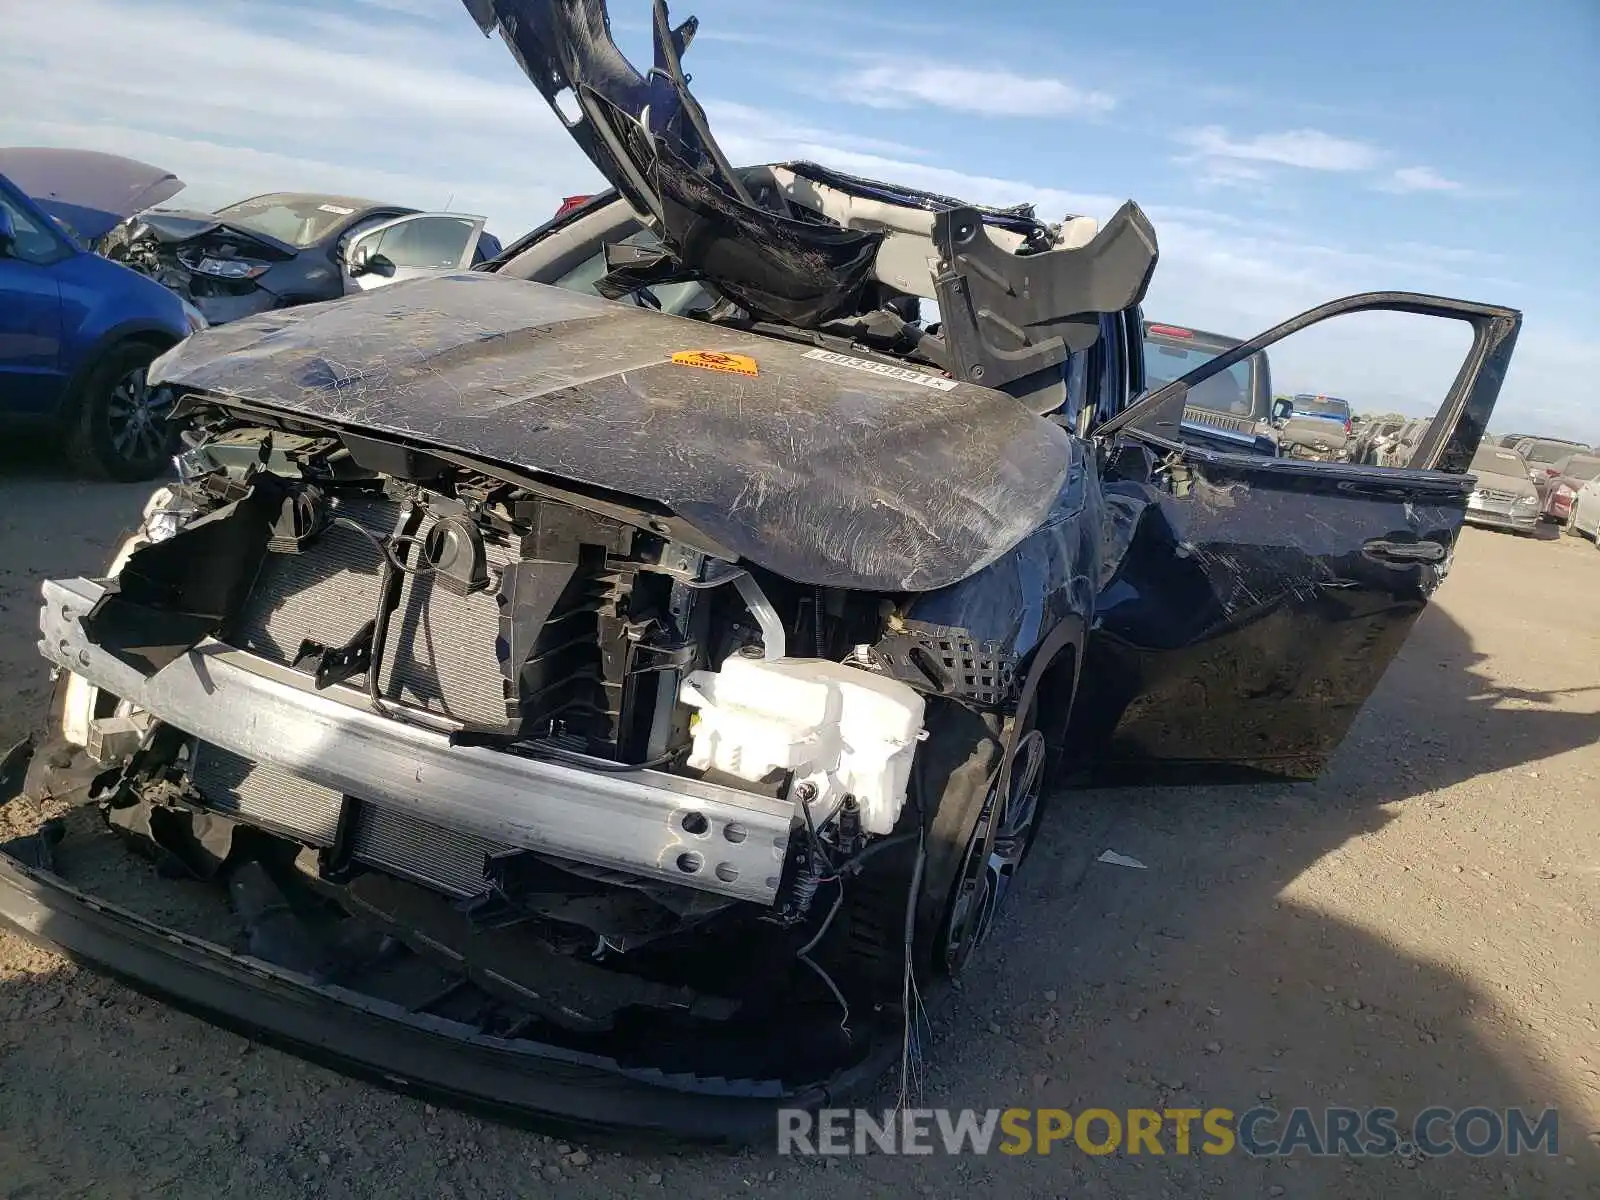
[150,273,1075,592]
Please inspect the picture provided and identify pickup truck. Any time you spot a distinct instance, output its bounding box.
[1142,321,1277,455]
[1276,393,1354,460]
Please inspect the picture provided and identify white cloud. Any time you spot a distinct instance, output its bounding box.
[1178,125,1383,172]
[703,102,932,163]
[0,0,603,237]
[1190,158,1272,193]
[1380,165,1468,194]
[844,62,1116,118]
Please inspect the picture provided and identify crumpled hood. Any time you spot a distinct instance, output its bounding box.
[124,208,303,259]
[150,273,1076,592]
[0,147,184,241]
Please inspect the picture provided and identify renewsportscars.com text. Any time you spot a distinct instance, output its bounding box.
[777,1106,1561,1157]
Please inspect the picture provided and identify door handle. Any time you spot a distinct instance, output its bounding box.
[1362,538,1448,564]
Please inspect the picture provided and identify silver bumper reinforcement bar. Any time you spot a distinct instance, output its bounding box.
[39,578,793,904]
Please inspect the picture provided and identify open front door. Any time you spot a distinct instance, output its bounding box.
[1070,292,1521,782]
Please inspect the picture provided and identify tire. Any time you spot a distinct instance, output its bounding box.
[63,341,179,482]
[840,699,1047,990]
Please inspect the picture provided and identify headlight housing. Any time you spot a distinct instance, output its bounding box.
[193,256,268,280]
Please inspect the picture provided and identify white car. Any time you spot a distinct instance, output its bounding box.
[1565,473,1600,544]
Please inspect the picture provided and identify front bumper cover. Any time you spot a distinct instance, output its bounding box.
[0,846,896,1142]
[1463,504,1540,532]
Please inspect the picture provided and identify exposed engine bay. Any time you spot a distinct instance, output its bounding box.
[32,406,991,1088]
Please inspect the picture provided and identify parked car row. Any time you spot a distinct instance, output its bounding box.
[0,146,505,479]
[1461,437,1599,539]
[1126,344,1589,548]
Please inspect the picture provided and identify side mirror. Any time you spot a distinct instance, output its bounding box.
[1270,396,1293,424]
[0,206,16,256]
[349,248,396,279]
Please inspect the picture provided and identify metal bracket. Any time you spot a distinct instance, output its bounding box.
[293,620,376,689]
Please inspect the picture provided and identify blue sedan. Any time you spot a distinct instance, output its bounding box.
[0,148,204,480]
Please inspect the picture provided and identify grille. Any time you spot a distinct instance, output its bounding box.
[231,495,512,727]
[1476,488,1519,502]
[189,744,345,845]
[1184,407,1255,437]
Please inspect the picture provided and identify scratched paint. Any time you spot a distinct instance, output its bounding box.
[151,272,1073,593]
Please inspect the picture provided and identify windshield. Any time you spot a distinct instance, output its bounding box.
[1523,440,1582,464]
[1293,394,1349,417]
[1143,334,1257,416]
[213,193,379,248]
[1470,446,1528,475]
[1557,455,1600,481]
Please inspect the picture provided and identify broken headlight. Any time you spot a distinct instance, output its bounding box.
[190,257,269,280]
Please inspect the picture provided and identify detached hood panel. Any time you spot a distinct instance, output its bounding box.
[0,147,184,241]
[150,273,1075,591]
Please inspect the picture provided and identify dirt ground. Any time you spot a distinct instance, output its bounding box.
[0,457,1596,1200]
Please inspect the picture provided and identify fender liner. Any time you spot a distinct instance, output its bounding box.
[1004,613,1087,786]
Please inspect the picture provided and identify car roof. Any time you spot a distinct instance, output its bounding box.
[221,191,393,212]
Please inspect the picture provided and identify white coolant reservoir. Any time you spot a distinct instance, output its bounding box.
[679,654,927,836]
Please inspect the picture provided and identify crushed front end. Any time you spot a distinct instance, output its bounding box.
[0,414,955,1140]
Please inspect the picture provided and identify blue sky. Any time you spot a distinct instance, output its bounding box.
[2,0,1595,437]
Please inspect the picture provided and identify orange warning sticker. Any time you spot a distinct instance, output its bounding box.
[669,350,759,377]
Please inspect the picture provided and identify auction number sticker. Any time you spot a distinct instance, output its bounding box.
[801,348,959,391]
[669,350,760,377]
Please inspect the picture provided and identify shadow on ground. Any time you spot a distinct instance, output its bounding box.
[0,483,1596,1199]
[912,596,1600,1198]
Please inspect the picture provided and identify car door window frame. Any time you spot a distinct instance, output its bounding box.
[1096,292,1520,475]
[347,213,485,273]
[0,183,73,267]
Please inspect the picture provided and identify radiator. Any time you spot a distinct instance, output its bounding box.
[197,495,536,898]
[189,743,345,846]
[189,743,511,898]
[347,803,511,899]
[230,495,513,727]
